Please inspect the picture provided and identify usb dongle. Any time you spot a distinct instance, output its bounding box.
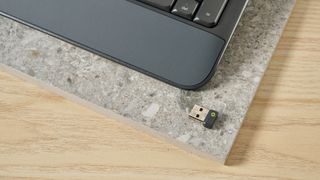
[189,105,218,129]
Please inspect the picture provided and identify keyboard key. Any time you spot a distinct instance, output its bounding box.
[194,0,228,27]
[172,0,199,20]
[138,0,176,12]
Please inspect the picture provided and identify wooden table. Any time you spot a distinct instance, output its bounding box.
[1,0,320,179]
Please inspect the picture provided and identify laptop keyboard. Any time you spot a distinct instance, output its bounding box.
[137,0,228,28]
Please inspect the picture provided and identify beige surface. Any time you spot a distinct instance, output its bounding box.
[1,0,320,179]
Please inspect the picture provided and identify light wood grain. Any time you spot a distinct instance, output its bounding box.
[1,0,320,179]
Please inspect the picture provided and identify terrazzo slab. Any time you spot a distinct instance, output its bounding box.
[0,0,295,163]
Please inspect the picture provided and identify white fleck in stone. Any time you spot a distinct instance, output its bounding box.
[177,134,192,143]
[242,71,252,78]
[223,140,227,145]
[185,108,189,114]
[142,103,160,118]
[253,76,260,83]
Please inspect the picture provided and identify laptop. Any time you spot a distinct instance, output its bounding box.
[0,0,248,90]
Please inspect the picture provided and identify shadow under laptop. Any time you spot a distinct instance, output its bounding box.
[199,0,296,93]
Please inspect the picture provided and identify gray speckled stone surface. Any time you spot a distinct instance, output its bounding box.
[0,0,295,163]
